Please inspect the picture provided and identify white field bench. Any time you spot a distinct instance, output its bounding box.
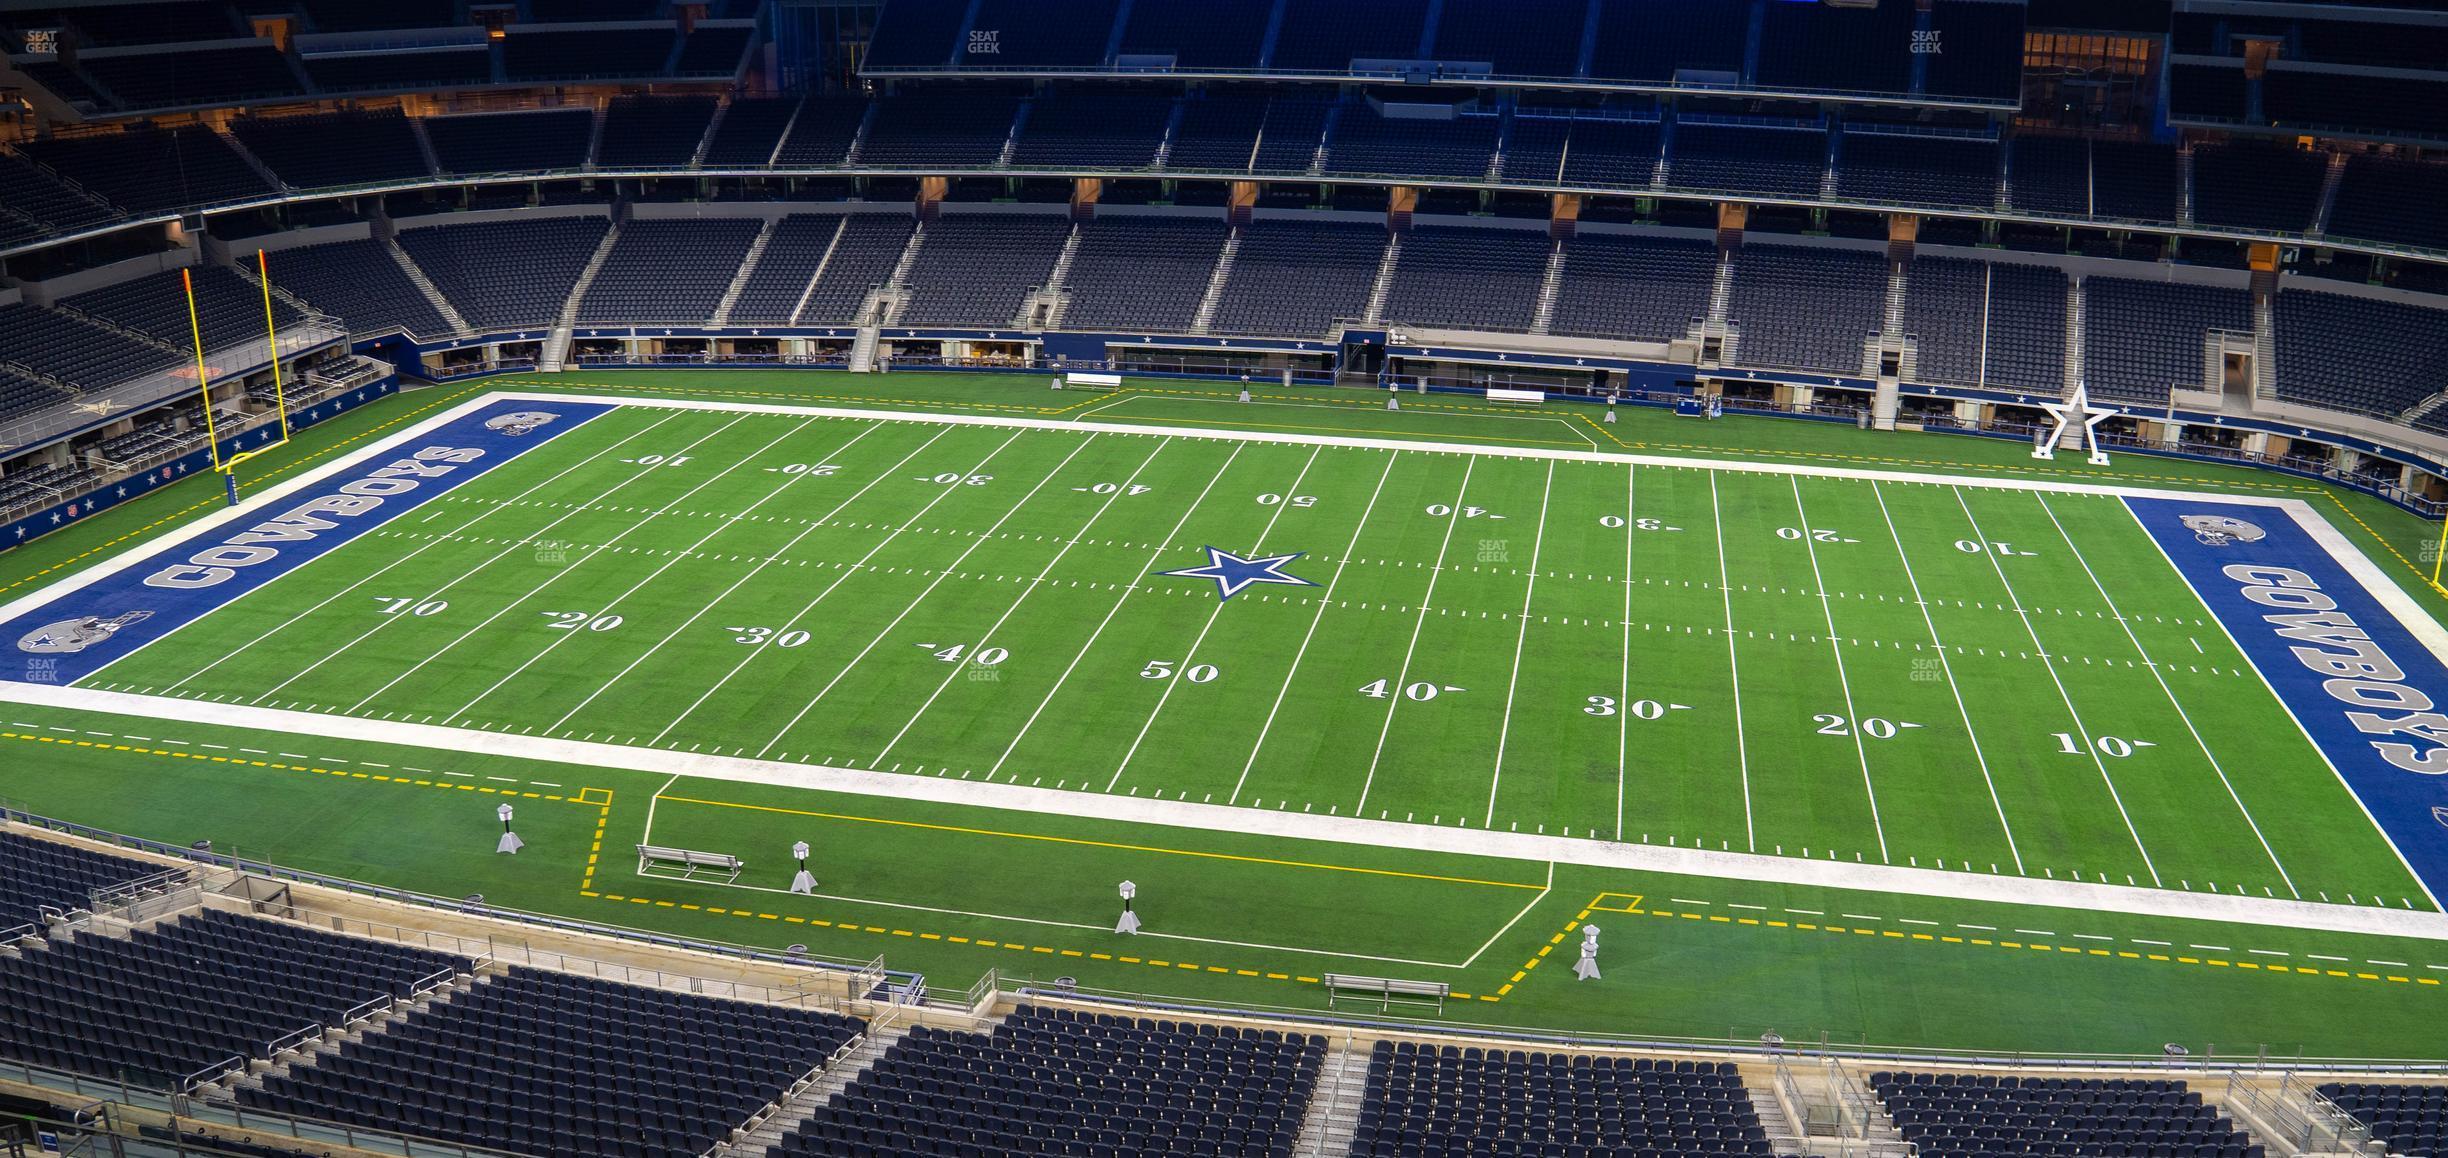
[1485,387,1546,407]
[1065,371,1125,389]
[1324,973,1450,1014]
[636,844,744,883]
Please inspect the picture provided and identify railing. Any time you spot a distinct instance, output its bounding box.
[999,971,2448,1071]
[0,316,346,454]
[175,1054,246,1094]
[2,805,919,999]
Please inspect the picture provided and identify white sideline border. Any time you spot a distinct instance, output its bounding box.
[5,388,2447,944]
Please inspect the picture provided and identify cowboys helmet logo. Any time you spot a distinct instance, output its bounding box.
[484,411,560,436]
[18,611,151,655]
[2180,514,2266,548]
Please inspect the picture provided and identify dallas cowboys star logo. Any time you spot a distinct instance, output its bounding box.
[1160,546,1316,601]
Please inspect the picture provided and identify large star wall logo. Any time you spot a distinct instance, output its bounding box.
[1159,546,1316,601]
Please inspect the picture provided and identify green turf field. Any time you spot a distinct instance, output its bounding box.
[6,370,2448,1060]
[67,395,2427,908]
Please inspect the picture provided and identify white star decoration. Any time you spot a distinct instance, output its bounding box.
[2035,382,2119,467]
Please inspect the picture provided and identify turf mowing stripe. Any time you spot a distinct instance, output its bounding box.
[1354,457,1478,816]
[147,408,684,697]
[443,414,842,723]
[1707,471,1757,851]
[871,435,1179,770]
[755,432,1106,760]
[647,426,1033,746]
[541,422,945,734]
[1954,485,2163,885]
[1789,473,1890,864]
[243,411,755,709]
[1871,479,2025,873]
[2036,492,2299,898]
[1230,451,1402,806]
[1105,446,1323,790]
[991,443,1249,778]
[1483,461,1556,828]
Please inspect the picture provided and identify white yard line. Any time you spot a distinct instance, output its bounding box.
[647,427,1023,746]
[541,420,906,734]
[446,416,842,721]
[1789,475,1888,864]
[989,444,1248,778]
[869,437,1178,769]
[1954,487,2163,886]
[626,870,1470,967]
[1353,457,1478,816]
[753,432,1106,760]
[1709,473,1756,852]
[257,414,756,710]
[1483,461,1556,826]
[1615,464,1633,843]
[1459,860,1554,968]
[1871,480,2024,873]
[1228,451,1401,806]
[24,679,2441,942]
[1104,446,1322,791]
[2036,493,2299,898]
[346,415,796,716]
[155,409,672,694]
[2145,502,2444,912]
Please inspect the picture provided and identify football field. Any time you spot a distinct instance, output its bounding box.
[5,391,2436,920]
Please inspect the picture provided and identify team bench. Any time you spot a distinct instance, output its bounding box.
[1324,973,1450,1014]
[635,844,744,883]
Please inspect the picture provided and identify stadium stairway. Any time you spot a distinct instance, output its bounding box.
[1530,239,1566,336]
[1291,1040,1372,1158]
[732,1015,916,1158]
[202,963,481,1103]
[1363,232,1403,327]
[2062,278,2085,395]
[543,221,625,372]
[382,236,474,340]
[1189,226,1242,335]
[711,217,782,328]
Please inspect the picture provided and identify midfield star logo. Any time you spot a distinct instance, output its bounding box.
[1159,546,1316,601]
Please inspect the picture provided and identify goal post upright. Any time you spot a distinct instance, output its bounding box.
[181,268,227,476]
[257,249,292,445]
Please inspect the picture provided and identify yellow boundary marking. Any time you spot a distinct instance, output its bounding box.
[654,794,1545,890]
[0,728,582,806]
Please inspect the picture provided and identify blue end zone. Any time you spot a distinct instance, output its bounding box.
[2128,496,2448,906]
[0,398,615,687]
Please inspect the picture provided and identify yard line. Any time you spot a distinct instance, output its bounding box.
[2035,493,2298,898]
[1102,446,1322,791]
[647,427,1027,745]
[1871,480,2024,873]
[754,432,1106,759]
[989,444,1248,778]
[1954,487,2162,886]
[540,420,914,734]
[252,414,751,707]
[1483,461,1556,826]
[1228,451,1401,805]
[162,410,687,693]
[868,437,1178,769]
[1353,457,1478,816]
[1708,473,1756,851]
[1459,860,1554,967]
[1616,465,1634,842]
[405,417,832,719]
[1789,476,1889,864]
